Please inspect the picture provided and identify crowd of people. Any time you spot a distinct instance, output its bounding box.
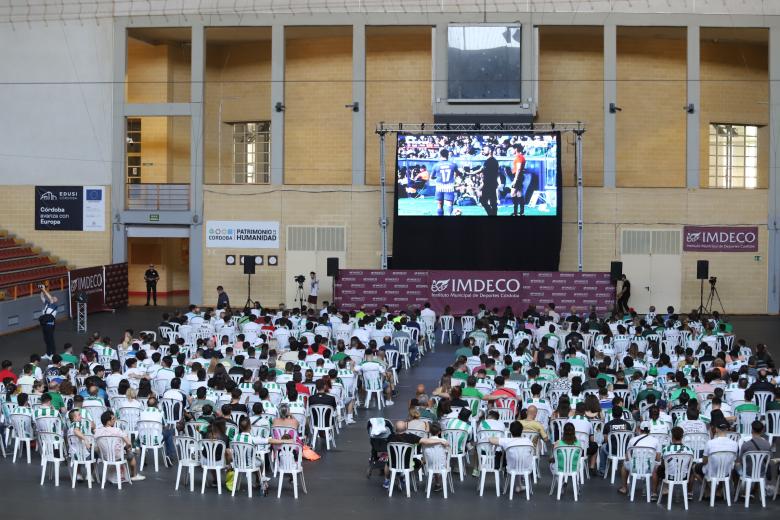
[385,302,780,504]
[0,296,778,507]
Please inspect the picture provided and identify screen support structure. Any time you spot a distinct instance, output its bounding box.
[376,122,586,272]
[574,123,585,272]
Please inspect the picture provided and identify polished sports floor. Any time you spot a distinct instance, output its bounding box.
[0,309,778,520]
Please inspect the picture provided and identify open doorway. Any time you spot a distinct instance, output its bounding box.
[127,234,190,307]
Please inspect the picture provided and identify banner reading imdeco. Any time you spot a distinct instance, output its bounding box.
[205,220,280,249]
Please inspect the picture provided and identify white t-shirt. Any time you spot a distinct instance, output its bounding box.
[629,434,661,453]
[566,416,592,436]
[498,437,534,468]
[309,279,319,297]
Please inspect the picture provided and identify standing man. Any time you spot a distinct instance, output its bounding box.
[510,143,527,216]
[216,285,230,310]
[39,286,58,360]
[430,148,459,216]
[617,274,631,314]
[144,264,159,306]
[308,271,319,307]
[474,144,500,216]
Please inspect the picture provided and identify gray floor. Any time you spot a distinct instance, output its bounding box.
[0,308,778,519]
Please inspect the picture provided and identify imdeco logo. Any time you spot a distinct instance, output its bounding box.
[431,279,450,293]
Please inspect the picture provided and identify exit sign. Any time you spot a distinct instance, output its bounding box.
[149,214,159,222]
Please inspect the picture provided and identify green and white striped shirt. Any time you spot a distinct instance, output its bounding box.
[33,407,59,419]
[661,444,693,456]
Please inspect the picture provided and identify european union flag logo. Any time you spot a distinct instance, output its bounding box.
[86,189,102,201]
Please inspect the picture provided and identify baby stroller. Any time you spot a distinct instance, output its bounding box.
[366,418,394,479]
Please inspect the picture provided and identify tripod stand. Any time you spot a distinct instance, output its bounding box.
[244,273,254,308]
[294,282,305,309]
[698,278,725,317]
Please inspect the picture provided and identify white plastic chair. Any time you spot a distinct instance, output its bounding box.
[199,439,227,494]
[657,452,693,510]
[39,431,66,486]
[387,442,418,498]
[734,450,770,508]
[439,316,454,344]
[137,420,167,472]
[604,431,633,484]
[96,435,131,489]
[626,446,655,502]
[10,413,34,463]
[392,337,412,369]
[442,428,469,481]
[736,411,759,436]
[174,435,200,492]
[683,432,710,463]
[362,371,385,410]
[699,451,735,507]
[231,441,263,497]
[461,316,475,336]
[423,444,454,498]
[67,433,95,488]
[475,441,501,497]
[766,410,780,447]
[504,444,535,500]
[550,445,583,501]
[35,416,63,435]
[276,443,307,498]
[308,404,337,451]
[753,391,773,416]
[160,398,183,428]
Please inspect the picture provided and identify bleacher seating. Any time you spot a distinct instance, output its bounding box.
[0,231,68,300]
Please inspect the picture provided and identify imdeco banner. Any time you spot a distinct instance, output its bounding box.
[336,270,613,314]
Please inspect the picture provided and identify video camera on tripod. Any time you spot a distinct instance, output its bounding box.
[293,274,306,308]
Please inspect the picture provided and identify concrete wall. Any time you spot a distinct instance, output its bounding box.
[616,27,687,188]
[0,21,113,186]
[537,27,604,187]
[284,29,353,184]
[0,289,68,335]
[365,26,433,185]
[202,185,387,305]
[0,186,112,269]
[559,187,769,313]
[204,38,272,184]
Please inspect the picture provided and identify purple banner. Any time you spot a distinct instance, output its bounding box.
[683,226,758,252]
[336,270,614,315]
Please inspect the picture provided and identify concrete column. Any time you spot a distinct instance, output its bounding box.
[686,25,700,188]
[270,24,285,185]
[603,23,617,188]
[189,23,205,305]
[768,25,780,313]
[352,23,366,185]
[112,21,128,262]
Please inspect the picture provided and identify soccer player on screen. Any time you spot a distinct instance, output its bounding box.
[510,143,527,216]
[431,148,459,216]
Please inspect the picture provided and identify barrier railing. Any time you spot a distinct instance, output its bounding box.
[125,183,190,211]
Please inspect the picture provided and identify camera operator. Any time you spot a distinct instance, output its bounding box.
[38,285,58,360]
[307,271,319,307]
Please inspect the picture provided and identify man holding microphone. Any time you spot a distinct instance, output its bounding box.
[39,285,58,360]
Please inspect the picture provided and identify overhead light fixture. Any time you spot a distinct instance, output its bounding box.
[225,254,236,266]
[239,255,245,265]
[255,255,264,266]
[268,255,278,266]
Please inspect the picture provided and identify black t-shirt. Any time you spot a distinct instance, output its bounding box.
[481,157,500,188]
[622,279,631,297]
[604,418,632,453]
[145,269,159,284]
